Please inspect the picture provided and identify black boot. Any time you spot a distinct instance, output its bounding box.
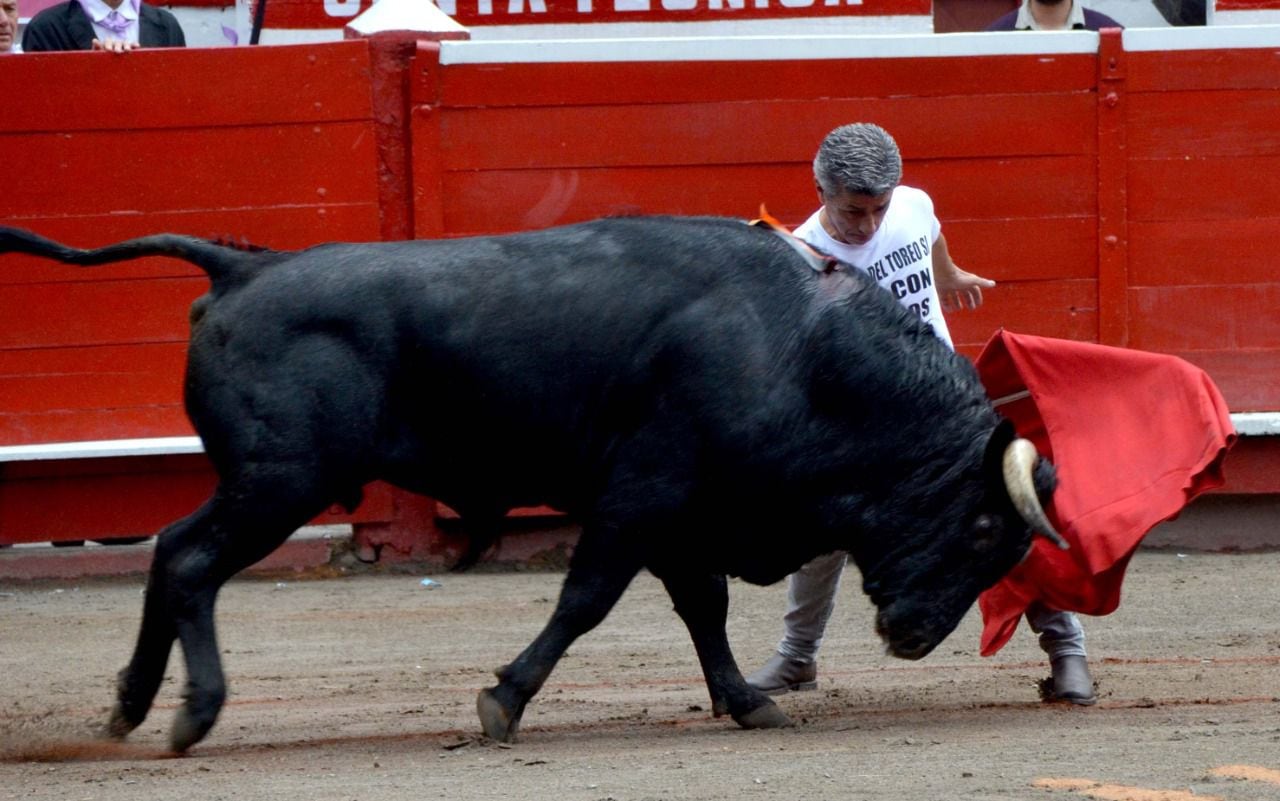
[1048,654,1097,705]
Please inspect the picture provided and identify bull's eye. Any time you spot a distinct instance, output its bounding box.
[972,514,1002,553]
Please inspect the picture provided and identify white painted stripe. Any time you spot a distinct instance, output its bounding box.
[1206,11,1280,28]
[1231,412,1280,437]
[0,437,204,462]
[438,30,1099,64]
[1124,23,1280,51]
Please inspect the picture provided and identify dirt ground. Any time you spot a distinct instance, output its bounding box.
[2,546,1278,801]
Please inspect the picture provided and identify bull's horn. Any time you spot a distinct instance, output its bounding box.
[1001,438,1069,550]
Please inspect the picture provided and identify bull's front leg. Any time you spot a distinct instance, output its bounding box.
[660,571,792,730]
[477,528,642,743]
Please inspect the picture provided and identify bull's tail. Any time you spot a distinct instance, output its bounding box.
[0,225,273,288]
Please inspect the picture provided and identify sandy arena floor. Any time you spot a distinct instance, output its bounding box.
[2,548,1278,801]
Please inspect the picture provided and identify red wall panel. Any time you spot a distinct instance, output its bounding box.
[437,54,1098,108]
[2,42,383,453]
[1118,42,1280,416]
[7,34,1280,547]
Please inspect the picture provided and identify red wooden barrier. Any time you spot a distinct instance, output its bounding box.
[0,41,417,551]
[1121,35,1280,409]
[415,38,1104,356]
[2,41,383,446]
[4,28,1280,554]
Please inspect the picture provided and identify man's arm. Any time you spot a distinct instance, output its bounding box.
[932,232,995,311]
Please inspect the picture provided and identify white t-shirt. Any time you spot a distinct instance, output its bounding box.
[793,185,952,349]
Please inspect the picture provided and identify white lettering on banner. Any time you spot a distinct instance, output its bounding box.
[369,0,868,19]
[323,0,362,18]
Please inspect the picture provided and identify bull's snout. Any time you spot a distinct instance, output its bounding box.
[874,608,939,661]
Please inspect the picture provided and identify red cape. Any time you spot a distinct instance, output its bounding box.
[974,330,1236,656]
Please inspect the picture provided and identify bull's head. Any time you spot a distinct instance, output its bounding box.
[857,420,1062,660]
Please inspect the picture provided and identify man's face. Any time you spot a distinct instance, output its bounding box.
[0,0,18,52]
[818,185,893,246]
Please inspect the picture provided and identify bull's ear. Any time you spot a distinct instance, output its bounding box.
[982,418,1018,481]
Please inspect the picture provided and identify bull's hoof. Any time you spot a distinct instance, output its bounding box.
[734,702,793,730]
[169,708,213,754]
[104,703,139,741]
[477,687,520,743]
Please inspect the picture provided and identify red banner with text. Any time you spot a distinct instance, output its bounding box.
[258,0,930,30]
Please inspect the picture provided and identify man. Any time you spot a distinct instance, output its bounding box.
[23,0,184,52]
[745,123,1097,705]
[1,0,19,53]
[986,0,1123,31]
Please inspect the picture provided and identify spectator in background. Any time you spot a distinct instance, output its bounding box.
[23,0,184,53]
[1,0,20,53]
[986,0,1123,31]
[1152,0,1205,26]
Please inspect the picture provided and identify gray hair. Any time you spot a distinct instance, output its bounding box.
[813,123,903,197]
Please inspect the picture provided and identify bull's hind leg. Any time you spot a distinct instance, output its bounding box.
[107,501,215,741]
[477,527,642,742]
[659,571,792,730]
[110,475,329,753]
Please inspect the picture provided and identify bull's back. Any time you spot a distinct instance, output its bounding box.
[374,216,810,403]
[189,216,813,504]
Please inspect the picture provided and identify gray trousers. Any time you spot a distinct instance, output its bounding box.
[775,551,1087,663]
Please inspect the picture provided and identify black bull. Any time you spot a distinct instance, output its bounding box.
[0,216,1063,751]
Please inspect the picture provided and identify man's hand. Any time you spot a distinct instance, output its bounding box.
[937,264,996,312]
[92,38,140,53]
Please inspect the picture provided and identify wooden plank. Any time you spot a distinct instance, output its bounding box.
[1127,90,1280,160]
[1216,436,1280,495]
[0,42,373,133]
[436,54,1098,108]
[410,44,447,240]
[1126,48,1280,93]
[0,279,205,350]
[947,279,1098,348]
[1127,285,1280,351]
[1129,218,1280,288]
[1097,28,1128,347]
[942,218,1097,282]
[0,458,397,543]
[903,157,1098,220]
[6,122,380,220]
[0,407,193,446]
[1128,156,1280,221]
[1160,349,1280,413]
[437,158,1098,237]
[0,206,382,287]
[437,93,1097,171]
[0,343,187,415]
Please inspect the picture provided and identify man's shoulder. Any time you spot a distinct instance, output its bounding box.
[27,1,77,24]
[892,185,934,211]
[22,0,84,50]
